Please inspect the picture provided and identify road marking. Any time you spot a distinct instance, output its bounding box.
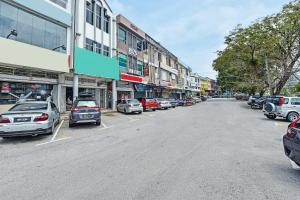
[290,160,300,170]
[50,120,64,142]
[101,120,111,129]
[36,137,71,147]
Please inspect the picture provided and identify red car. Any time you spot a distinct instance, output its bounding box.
[138,98,159,111]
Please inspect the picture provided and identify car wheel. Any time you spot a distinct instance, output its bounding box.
[124,108,127,114]
[69,121,74,128]
[152,109,156,111]
[266,114,276,120]
[287,112,299,122]
[50,123,56,134]
[96,120,101,126]
[2,137,9,139]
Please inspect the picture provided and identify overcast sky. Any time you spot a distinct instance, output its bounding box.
[109,0,289,79]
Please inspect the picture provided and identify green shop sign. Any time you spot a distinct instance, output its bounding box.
[74,47,120,80]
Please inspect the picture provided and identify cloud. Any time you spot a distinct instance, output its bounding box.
[108,0,287,79]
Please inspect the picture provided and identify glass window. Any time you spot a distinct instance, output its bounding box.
[96,5,101,29]
[137,39,142,51]
[119,53,127,72]
[44,21,58,50]
[0,2,18,38]
[118,27,126,43]
[76,100,97,107]
[137,61,143,76]
[56,25,67,53]
[85,38,94,51]
[32,16,45,48]
[9,103,48,111]
[95,41,101,54]
[128,32,132,48]
[103,45,110,57]
[291,98,300,105]
[17,10,33,44]
[86,1,94,25]
[104,11,110,33]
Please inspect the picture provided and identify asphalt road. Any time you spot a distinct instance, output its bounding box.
[1,99,300,200]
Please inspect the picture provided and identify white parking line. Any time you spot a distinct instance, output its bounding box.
[36,137,71,147]
[101,120,111,129]
[50,120,64,142]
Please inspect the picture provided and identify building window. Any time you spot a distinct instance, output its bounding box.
[103,45,110,57]
[95,41,101,54]
[119,53,127,72]
[85,38,94,51]
[137,61,143,76]
[0,1,66,53]
[96,5,101,29]
[49,0,68,9]
[104,9,110,33]
[118,27,126,44]
[86,1,94,25]
[137,39,142,51]
[128,56,138,75]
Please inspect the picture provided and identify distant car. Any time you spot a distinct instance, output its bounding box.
[283,118,300,167]
[193,97,202,103]
[263,96,300,122]
[184,98,194,106]
[69,99,101,127]
[168,98,178,108]
[117,99,143,114]
[247,95,261,106]
[201,96,207,102]
[138,98,159,111]
[177,99,185,106]
[0,101,60,138]
[155,98,172,110]
[251,96,267,109]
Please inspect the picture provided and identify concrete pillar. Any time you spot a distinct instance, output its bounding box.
[73,74,79,102]
[112,80,117,111]
[95,88,101,106]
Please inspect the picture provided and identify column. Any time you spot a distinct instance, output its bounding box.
[73,74,79,102]
[112,80,117,111]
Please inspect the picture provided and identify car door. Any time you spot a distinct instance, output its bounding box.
[290,98,300,114]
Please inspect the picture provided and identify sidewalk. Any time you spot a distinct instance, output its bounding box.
[60,109,116,120]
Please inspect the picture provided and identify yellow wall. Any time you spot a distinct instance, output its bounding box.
[0,37,69,73]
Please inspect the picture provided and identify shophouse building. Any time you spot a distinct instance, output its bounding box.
[116,14,145,100]
[69,0,119,111]
[0,0,72,112]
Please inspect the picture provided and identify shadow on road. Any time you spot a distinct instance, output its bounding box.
[0,135,48,145]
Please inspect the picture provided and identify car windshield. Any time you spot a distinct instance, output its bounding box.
[76,101,97,107]
[146,99,155,102]
[127,99,139,104]
[9,103,48,111]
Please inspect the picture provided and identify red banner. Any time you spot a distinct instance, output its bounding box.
[120,73,143,83]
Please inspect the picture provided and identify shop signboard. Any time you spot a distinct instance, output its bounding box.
[120,73,143,83]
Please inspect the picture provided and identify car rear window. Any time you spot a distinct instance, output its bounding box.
[146,99,155,102]
[9,103,48,111]
[76,101,97,107]
[127,99,139,104]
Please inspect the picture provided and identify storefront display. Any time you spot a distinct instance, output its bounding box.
[0,82,53,104]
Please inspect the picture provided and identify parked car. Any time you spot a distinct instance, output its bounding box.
[69,99,101,127]
[138,98,159,111]
[117,99,143,114]
[184,98,194,106]
[155,98,172,110]
[0,101,60,138]
[177,99,185,106]
[168,98,178,108]
[201,96,207,102]
[193,97,202,103]
[263,96,300,122]
[251,96,267,109]
[247,95,261,106]
[283,117,300,167]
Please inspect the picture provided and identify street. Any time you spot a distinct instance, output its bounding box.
[0,99,299,200]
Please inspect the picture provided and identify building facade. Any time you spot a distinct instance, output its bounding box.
[0,0,72,112]
[68,0,119,111]
[116,15,145,100]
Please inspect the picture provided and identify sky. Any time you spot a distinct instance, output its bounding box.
[108,0,289,79]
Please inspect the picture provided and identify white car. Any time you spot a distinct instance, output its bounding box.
[0,101,60,138]
[117,99,143,114]
[263,96,300,122]
[155,99,172,110]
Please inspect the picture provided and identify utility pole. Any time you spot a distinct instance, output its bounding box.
[265,54,273,96]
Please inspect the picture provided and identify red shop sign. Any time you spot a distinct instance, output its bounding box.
[120,73,143,83]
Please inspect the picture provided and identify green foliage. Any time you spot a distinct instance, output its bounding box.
[214,0,300,95]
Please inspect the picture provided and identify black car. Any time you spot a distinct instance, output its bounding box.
[283,118,300,167]
[251,96,268,109]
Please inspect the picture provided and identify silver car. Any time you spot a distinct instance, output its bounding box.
[0,101,60,138]
[117,99,143,114]
[155,98,172,110]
